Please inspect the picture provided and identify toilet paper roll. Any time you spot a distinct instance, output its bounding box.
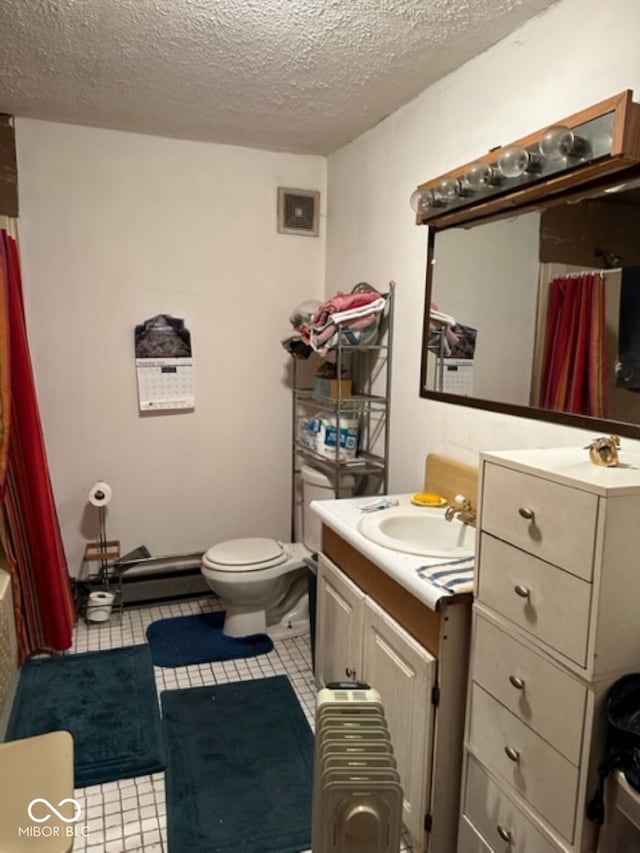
[86,590,115,622]
[88,481,112,507]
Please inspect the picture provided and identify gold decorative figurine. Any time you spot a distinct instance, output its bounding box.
[585,436,621,467]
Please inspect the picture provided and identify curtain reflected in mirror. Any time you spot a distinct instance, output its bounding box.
[422,175,640,432]
[535,270,607,418]
[532,265,640,422]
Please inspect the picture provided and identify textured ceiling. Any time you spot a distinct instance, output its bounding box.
[0,0,558,155]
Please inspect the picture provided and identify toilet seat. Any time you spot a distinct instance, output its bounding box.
[202,537,287,574]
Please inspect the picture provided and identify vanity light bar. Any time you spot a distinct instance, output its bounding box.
[411,90,640,228]
[411,113,614,219]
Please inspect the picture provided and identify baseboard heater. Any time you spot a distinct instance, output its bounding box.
[114,549,211,606]
[312,684,402,853]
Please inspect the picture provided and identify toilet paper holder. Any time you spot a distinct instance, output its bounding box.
[80,480,122,623]
[83,480,120,582]
[83,539,121,569]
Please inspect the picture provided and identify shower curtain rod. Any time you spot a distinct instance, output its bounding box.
[557,267,622,279]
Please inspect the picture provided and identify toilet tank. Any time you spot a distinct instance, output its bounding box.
[301,465,354,554]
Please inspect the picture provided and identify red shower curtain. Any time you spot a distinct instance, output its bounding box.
[0,230,75,660]
[540,273,607,417]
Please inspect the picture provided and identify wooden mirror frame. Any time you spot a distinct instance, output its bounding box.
[415,90,640,439]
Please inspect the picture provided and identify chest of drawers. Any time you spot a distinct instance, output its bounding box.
[459,447,640,852]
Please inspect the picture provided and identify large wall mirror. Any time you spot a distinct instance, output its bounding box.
[415,91,640,440]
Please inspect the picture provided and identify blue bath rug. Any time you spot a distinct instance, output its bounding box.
[162,675,313,852]
[145,611,273,667]
[5,644,165,788]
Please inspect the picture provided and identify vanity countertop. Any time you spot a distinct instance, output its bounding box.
[311,494,471,612]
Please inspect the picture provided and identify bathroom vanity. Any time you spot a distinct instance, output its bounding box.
[459,446,640,853]
[312,454,478,852]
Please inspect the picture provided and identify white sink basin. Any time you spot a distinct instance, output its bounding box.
[357,506,475,558]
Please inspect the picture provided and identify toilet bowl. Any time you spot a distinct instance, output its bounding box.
[201,538,309,639]
[200,465,354,639]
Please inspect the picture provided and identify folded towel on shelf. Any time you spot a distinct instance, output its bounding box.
[330,297,387,326]
[313,289,382,328]
[416,557,475,594]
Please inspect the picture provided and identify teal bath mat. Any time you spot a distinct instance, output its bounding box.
[162,675,314,852]
[5,644,165,788]
[146,610,273,667]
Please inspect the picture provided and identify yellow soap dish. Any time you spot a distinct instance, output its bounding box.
[411,492,446,507]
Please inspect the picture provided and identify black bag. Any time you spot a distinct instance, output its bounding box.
[587,673,640,825]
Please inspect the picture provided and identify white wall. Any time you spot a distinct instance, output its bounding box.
[326,0,640,492]
[432,213,540,404]
[16,120,326,574]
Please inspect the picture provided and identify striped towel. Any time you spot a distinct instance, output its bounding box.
[416,557,475,594]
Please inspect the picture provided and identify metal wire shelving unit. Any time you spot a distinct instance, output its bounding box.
[290,282,395,538]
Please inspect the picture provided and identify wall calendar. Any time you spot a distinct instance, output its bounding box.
[134,315,194,412]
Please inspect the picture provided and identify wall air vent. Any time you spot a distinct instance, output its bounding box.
[278,187,320,236]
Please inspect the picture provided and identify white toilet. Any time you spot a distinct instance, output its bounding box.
[201,465,353,639]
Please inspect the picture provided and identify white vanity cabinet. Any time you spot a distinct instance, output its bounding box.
[459,447,640,853]
[316,553,366,686]
[316,527,472,852]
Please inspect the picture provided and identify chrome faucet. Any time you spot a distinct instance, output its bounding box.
[444,494,476,526]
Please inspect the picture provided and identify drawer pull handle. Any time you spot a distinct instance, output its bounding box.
[509,674,525,690]
[504,745,520,762]
[518,506,535,520]
[497,825,513,843]
[514,584,530,598]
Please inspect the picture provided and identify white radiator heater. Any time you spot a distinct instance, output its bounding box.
[312,685,403,853]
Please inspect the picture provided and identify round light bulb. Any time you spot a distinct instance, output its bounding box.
[497,145,540,178]
[410,188,444,214]
[410,189,436,214]
[437,177,462,200]
[538,124,585,160]
[409,189,424,212]
[464,161,500,189]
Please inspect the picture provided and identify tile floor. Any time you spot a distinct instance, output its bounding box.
[69,595,413,852]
